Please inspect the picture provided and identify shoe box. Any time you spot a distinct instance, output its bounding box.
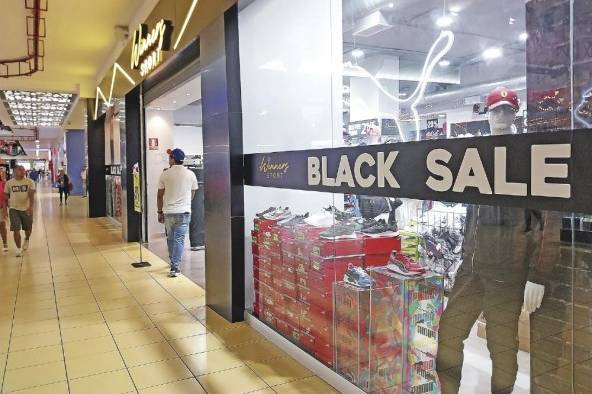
[363,235,401,269]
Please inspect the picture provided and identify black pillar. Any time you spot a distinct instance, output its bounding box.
[202,4,245,322]
[122,86,143,242]
[87,113,107,218]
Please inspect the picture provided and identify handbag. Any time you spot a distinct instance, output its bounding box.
[68,182,73,192]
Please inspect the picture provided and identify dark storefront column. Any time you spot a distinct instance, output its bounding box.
[121,86,143,242]
[65,130,85,196]
[201,4,245,322]
[87,112,107,218]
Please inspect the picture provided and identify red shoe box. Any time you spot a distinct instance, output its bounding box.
[254,266,273,286]
[261,309,276,327]
[311,238,365,258]
[261,240,281,255]
[281,240,297,255]
[270,253,283,269]
[254,218,278,232]
[282,280,298,298]
[299,304,332,341]
[281,265,297,284]
[297,285,332,310]
[295,270,309,288]
[253,302,261,316]
[259,256,272,272]
[309,256,363,277]
[363,235,401,255]
[252,242,259,256]
[293,224,327,241]
[313,340,334,367]
[293,240,312,259]
[299,332,315,351]
[364,254,390,268]
[281,252,296,268]
[294,256,310,273]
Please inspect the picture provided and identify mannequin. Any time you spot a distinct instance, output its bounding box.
[487,89,546,313]
[437,87,544,394]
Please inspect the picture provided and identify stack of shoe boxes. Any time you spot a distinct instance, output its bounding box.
[253,216,404,369]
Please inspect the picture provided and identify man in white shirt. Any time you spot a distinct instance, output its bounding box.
[157,148,198,277]
[4,165,35,257]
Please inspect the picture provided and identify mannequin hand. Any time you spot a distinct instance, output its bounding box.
[523,281,545,314]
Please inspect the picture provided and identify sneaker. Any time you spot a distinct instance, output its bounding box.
[320,222,357,240]
[344,264,374,288]
[22,239,29,251]
[15,249,22,257]
[2,245,7,252]
[305,212,335,228]
[190,246,205,251]
[362,219,399,236]
[263,207,291,221]
[324,206,354,222]
[256,207,276,218]
[387,252,425,276]
[168,268,180,278]
[278,213,309,227]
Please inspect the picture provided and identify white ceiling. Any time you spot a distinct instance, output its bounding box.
[145,75,203,112]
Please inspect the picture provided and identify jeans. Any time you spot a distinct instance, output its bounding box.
[164,213,191,271]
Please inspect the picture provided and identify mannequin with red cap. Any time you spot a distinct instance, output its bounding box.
[486,87,546,314]
[437,87,544,394]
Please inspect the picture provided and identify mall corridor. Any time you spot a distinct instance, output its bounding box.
[0,190,334,394]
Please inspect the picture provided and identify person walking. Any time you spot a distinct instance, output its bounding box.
[0,169,8,252]
[57,169,70,206]
[81,167,88,198]
[3,165,35,257]
[157,148,198,277]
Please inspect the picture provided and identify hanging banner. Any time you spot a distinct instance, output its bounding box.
[244,129,592,214]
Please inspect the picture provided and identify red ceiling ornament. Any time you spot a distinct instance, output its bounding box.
[0,0,47,78]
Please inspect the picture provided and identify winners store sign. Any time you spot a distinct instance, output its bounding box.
[244,130,592,214]
[130,19,173,77]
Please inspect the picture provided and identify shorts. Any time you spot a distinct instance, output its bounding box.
[9,209,33,231]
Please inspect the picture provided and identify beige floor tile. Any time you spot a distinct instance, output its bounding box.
[249,390,275,394]
[183,348,244,376]
[63,335,119,359]
[102,305,147,322]
[13,307,58,324]
[2,360,66,392]
[61,322,110,343]
[113,327,166,349]
[6,345,63,370]
[142,301,186,316]
[249,356,313,387]
[66,350,126,379]
[197,365,268,394]
[10,331,62,352]
[57,302,100,318]
[11,317,60,337]
[120,340,178,367]
[139,378,206,394]
[129,358,192,389]
[169,333,224,356]
[197,308,235,332]
[230,340,286,364]
[272,376,339,393]
[7,381,69,394]
[59,311,105,329]
[69,369,135,394]
[157,321,207,340]
[0,352,6,384]
[55,294,96,307]
[15,299,56,311]
[96,296,138,311]
[214,325,264,347]
[107,317,155,334]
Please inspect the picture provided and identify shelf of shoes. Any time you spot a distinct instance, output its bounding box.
[252,214,403,369]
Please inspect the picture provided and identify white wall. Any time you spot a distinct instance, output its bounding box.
[145,109,175,239]
[239,0,343,307]
[173,104,203,156]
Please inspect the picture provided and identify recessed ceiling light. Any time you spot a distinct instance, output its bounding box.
[438,114,446,118]
[157,107,161,111]
[509,17,516,25]
[449,5,461,13]
[173,100,177,104]
[436,15,454,28]
[186,93,191,96]
[519,32,529,41]
[438,59,451,67]
[483,47,503,60]
[387,2,394,8]
[0,90,73,127]
[351,49,365,58]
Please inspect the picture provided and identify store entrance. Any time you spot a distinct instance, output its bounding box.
[144,74,205,287]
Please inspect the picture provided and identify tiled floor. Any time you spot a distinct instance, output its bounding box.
[0,188,337,394]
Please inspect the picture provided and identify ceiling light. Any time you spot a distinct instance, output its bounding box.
[509,17,516,25]
[351,49,365,59]
[35,139,39,143]
[436,15,454,28]
[483,47,503,60]
[156,107,161,111]
[173,100,177,104]
[388,2,394,8]
[186,93,191,96]
[0,90,74,127]
[449,5,461,13]
[519,32,529,41]
[438,59,451,67]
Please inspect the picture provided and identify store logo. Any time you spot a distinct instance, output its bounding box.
[259,156,289,179]
[130,19,174,77]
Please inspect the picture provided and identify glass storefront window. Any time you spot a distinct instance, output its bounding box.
[239,0,588,393]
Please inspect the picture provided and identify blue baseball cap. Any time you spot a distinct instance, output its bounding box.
[168,148,185,162]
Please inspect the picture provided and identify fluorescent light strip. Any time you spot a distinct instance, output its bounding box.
[174,0,199,50]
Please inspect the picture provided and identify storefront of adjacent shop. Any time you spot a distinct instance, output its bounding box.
[87,0,244,315]
[237,0,592,393]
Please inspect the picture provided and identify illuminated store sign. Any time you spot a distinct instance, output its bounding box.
[130,19,173,77]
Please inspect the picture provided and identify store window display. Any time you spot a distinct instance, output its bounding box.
[239,0,588,393]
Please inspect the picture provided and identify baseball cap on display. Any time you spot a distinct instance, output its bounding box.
[486,87,520,112]
[167,148,186,162]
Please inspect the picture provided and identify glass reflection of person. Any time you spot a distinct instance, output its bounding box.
[436,88,545,393]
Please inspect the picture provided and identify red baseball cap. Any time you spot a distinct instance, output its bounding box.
[486,87,519,111]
